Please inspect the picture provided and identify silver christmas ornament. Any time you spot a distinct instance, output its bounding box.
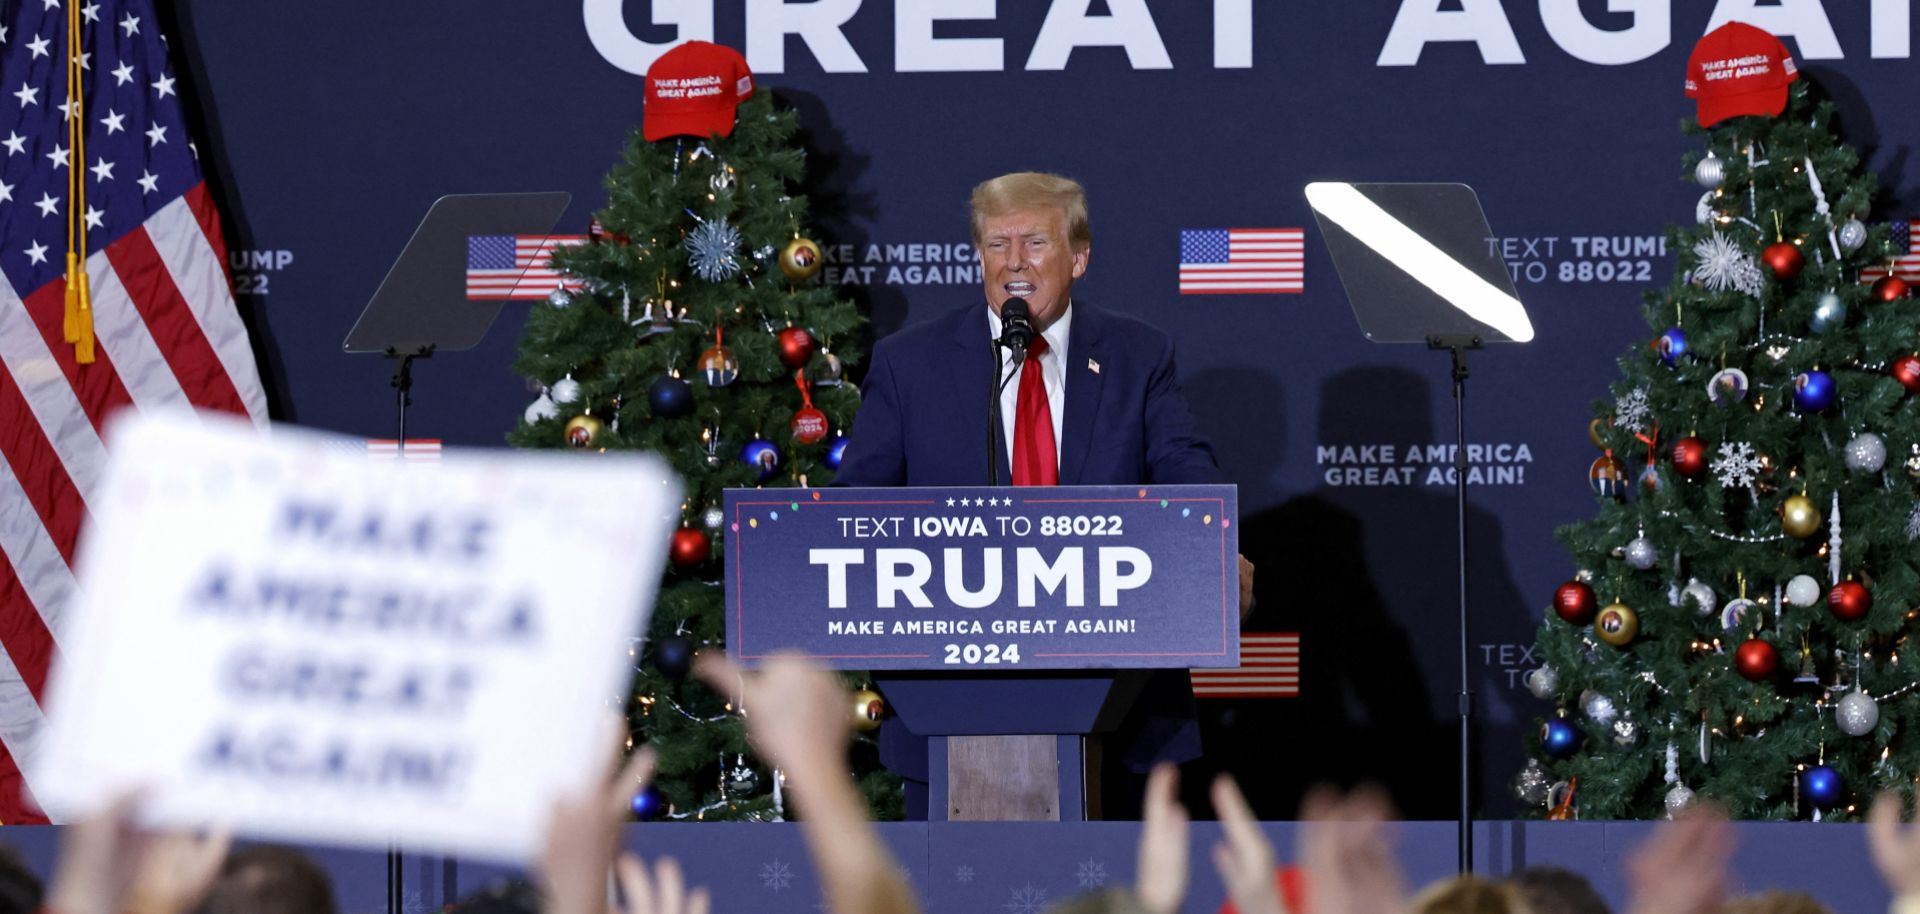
[1581,690,1618,726]
[1846,432,1888,474]
[1837,690,1880,736]
[1811,293,1847,334]
[1665,784,1697,818]
[1611,718,1643,746]
[550,374,582,404]
[523,392,558,424]
[1526,665,1560,700]
[1682,578,1717,616]
[1839,218,1868,251]
[1512,759,1551,806]
[547,288,573,308]
[1695,151,1726,189]
[814,349,844,387]
[710,166,736,194]
[1625,536,1658,570]
[702,505,725,529]
[1786,574,1822,607]
[1908,443,1920,479]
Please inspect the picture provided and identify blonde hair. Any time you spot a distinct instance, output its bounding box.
[1412,876,1536,914]
[969,172,1091,249]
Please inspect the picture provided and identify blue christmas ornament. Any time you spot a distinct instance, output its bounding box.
[1793,369,1836,412]
[1540,717,1582,759]
[824,434,849,471]
[1657,327,1688,366]
[647,374,693,418]
[630,784,666,820]
[741,437,783,482]
[1801,764,1842,809]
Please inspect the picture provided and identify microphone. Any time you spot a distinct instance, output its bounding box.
[999,299,1034,360]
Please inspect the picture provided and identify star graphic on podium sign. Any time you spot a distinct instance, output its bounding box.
[946,498,956,506]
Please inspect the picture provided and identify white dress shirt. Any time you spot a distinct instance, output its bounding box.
[986,303,1070,474]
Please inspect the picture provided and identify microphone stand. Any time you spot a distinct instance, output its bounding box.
[988,342,1004,486]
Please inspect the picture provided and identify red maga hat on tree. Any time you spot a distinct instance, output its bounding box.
[1684,21,1798,127]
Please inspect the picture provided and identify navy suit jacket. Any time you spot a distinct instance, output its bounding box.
[836,302,1221,488]
[835,302,1221,780]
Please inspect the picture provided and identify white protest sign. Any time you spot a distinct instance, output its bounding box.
[35,411,681,862]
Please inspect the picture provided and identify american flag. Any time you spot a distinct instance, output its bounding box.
[0,0,267,822]
[365,438,442,463]
[1860,220,1920,283]
[1178,228,1304,294]
[466,234,584,300]
[1190,633,1300,698]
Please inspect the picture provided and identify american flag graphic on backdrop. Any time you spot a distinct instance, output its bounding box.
[0,0,267,822]
[1190,633,1300,698]
[1178,228,1304,294]
[466,234,585,300]
[1860,220,1920,283]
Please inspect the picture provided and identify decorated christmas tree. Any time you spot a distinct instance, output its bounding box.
[509,46,899,820]
[1520,24,1920,820]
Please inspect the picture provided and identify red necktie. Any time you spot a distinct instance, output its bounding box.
[1012,336,1057,486]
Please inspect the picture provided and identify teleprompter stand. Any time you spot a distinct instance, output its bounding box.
[344,192,573,447]
[1305,182,1534,874]
[342,193,569,910]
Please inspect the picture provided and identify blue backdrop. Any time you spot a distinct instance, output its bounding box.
[159,1,1920,818]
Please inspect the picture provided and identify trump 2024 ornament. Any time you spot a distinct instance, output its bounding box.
[1828,581,1871,622]
[776,326,817,370]
[1554,580,1598,625]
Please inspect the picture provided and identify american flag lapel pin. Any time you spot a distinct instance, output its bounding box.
[1088,358,1100,374]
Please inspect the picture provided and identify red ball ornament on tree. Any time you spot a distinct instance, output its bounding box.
[1762,241,1804,280]
[1828,581,1872,622]
[1671,436,1709,479]
[1734,638,1779,682]
[1872,275,1910,302]
[776,327,817,370]
[1553,580,1598,625]
[670,527,711,568]
[1891,355,1920,393]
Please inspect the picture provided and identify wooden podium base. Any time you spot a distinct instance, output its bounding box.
[947,735,1062,820]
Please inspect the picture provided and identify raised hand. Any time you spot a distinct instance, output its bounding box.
[1869,791,1920,898]
[1210,775,1282,914]
[537,718,659,914]
[1624,806,1732,914]
[1134,764,1189,914]
[1296,785,1405,914]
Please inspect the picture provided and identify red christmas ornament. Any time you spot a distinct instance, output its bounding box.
[1872,275,1910,302]
[1734,638,1779,682]
[1891,354,1920,393]
[670,527,711,568]
[1828,581,1872,622]
[1553,580,1598,625]
[776,327,817,370]
[791,406,829,445]
[1762,241,1804,280]
[1671,436,1709,479]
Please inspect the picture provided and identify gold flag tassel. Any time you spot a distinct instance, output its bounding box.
[64,0,94,363]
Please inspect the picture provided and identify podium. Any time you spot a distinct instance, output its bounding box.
[722,484,1239,821]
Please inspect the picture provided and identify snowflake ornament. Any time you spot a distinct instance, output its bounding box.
[1612,387,1652,433]
[1690,231,1764,296]
[685,216,743,282]
[759,859,794,892]
[1907,502,1920,541]
[1711,441,1763,488]
[1005,885,1051,914]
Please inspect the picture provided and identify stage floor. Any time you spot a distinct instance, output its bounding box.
[0,820,1883,913]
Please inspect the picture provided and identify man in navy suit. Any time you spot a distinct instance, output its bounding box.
[835,172,1252,818]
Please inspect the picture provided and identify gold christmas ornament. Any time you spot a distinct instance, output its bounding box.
[1594,602,1639,647]
[851,687,885,732]
[780,236,824,280]
[1781,494,1822,539]
[564,414,604,449]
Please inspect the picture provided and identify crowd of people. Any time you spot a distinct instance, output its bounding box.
[17,653,1920,914]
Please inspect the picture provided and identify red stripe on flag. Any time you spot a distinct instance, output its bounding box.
[0,557,56,707]
[183,183,239,293]
[0,718,49,824]
[104,230,248,417]
[0,368,89,568]
[20,282,135,435]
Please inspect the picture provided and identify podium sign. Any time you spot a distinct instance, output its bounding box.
[723,485,1239,671]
